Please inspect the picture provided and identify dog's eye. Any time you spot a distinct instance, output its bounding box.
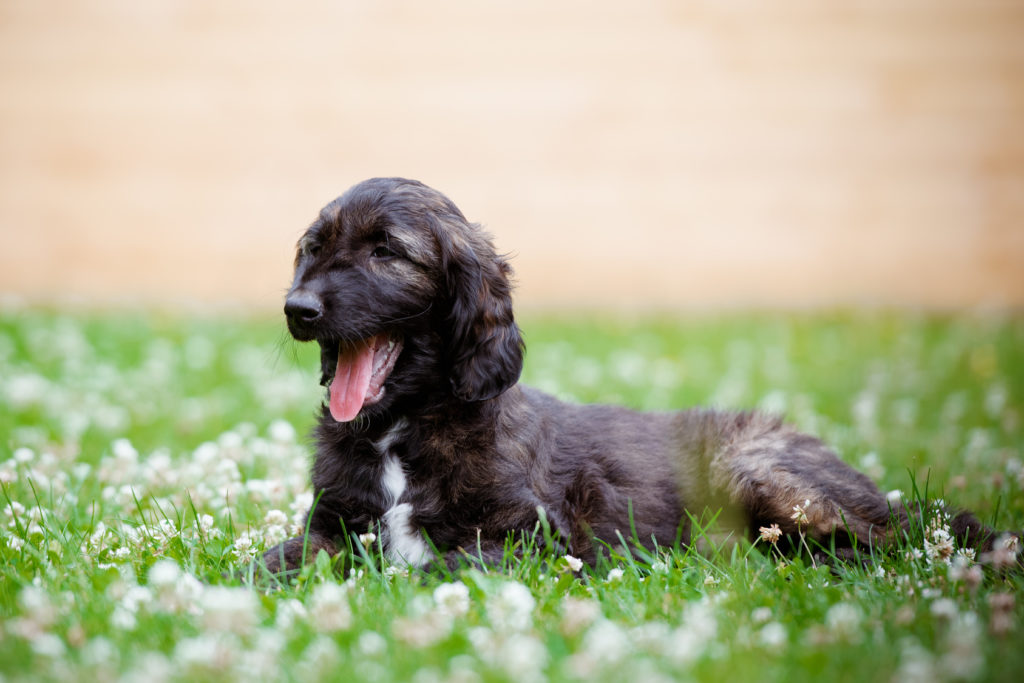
[300,238,322,258]
[371,245,397,259]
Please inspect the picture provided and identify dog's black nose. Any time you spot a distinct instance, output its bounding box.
[284,290,324,325]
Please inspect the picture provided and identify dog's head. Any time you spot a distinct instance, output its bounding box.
[285,177,524,422]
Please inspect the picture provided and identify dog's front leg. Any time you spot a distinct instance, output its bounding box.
[261,532,339,574]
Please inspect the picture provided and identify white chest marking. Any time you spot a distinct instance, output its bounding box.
[373,420,431,567]
[381,455,407,505]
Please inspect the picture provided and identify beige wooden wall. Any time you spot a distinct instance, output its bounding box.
[1,0,1022,311]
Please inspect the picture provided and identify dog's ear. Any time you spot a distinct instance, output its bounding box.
[443,234,524,402]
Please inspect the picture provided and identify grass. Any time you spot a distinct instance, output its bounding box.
[1,307,1022,682]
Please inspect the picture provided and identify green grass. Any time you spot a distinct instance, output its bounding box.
[1,308,1022,682]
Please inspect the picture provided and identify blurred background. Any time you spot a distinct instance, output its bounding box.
[1,0,1022,312]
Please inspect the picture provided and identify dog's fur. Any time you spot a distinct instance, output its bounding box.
[263,177,1014,573]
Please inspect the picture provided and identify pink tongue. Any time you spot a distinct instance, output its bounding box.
[329,343,375,422]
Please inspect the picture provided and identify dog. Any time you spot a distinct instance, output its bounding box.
[263,177,1017,573]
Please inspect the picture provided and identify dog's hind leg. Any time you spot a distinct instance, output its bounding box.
[712,414,1020,565]
[694,412,904,553]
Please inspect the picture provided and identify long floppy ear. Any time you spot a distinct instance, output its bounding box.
[443,231,525,402]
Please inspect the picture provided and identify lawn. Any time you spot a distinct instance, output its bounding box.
[1,308,1022,682]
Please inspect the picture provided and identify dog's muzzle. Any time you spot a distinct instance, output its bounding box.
[284,289,323,340]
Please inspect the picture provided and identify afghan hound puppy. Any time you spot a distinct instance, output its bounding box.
[263,177,1019,573]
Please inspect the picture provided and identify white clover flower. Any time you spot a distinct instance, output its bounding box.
[4,500,26,522]
[383,564,409,580]
[433,581,471,618]
[895,638,936,683]
[290,491,314,523]
[152,519,180,543]
[560,597,601,636]
[261,510,290,548]
[759,524,782,544]
[296,636,341,677]
[824,602,862,642]
[393,611,453,648]
[666,601,719,666]
[16,585,58,632]
[234,630,286,682]
[213,459,242,487]
[494,632,548,680]
[629,621,671,655]
[905,547,923,563]
[345,568,366,589]
[357,630,388,657]
[119,524,143,549]
[30,633,66,658]
[560,554,583,572]
[110,605,138,631]
[148,560,202,614]
[924,526,955,566]
[80,636,116,668]
[486,581,536,632]
[196,513,219,539]
[939,612,983,680]
[274,598,308,631]
[988,593,1015,636]
[472,625,547,681]
[606,567,624,582]
[582,619,628,664]
[218,430,244,452]
[0,459,17,484]
[109,584,152,631]
[5,374,48,408]
[948,551,976,584]
[23,468,51,492]
[981,533,1021,570]
[174,633,237,675]
[120,652,173,683]
[231,532,258,564]
[929,598,958,620]
[111,438,139,464]
[758,622,788,649]
[200,586,261,635]
[13,447,34,464]
[308,582,352,632]
[790,499,811,527]
[192,441,219,466]
[269,419,297,443]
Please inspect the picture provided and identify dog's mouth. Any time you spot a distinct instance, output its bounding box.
[326,333,403,422]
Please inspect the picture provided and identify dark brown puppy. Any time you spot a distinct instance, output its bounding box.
[264,177,1014,572]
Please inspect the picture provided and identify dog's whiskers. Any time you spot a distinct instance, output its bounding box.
[379,302,433,326]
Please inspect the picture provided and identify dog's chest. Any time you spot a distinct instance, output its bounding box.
[374,419,431,567]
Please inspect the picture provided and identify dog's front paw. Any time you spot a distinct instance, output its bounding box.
[261,534,340,574]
